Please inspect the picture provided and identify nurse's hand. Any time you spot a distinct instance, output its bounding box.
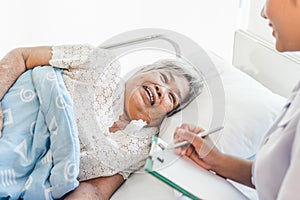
[174,124,224,171]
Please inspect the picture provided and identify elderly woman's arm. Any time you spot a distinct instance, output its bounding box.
[0,47,125,199]
[0,47,52,135]
[0,46,52,99]
[65,174,124,200]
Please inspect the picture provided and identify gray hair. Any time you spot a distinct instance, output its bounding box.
[141,59,204,117]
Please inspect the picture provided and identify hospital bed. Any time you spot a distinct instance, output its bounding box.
[107,29,299,200]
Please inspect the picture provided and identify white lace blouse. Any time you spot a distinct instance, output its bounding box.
[49,44,158,180]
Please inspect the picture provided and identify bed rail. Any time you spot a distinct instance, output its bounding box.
[100,34,181,58]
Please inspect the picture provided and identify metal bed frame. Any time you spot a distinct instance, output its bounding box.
[100,34,181,58]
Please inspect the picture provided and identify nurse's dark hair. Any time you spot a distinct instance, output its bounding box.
[141,59,204,117]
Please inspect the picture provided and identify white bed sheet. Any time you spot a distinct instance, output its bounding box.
[111,50,286,200]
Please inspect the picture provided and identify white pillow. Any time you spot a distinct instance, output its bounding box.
[112,50,286,200]
[159,51,286,159]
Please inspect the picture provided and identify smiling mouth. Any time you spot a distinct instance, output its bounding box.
[143,85,155,106]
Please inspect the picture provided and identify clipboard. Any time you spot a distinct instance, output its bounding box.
[144,136,249,200]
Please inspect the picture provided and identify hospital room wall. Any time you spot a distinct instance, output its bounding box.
[0,0,242,63]
[246,0,272,43]
[237,0,282,45]
[244,0,300,57]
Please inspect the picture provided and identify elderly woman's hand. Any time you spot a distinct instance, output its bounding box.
[173,123,224,171]
[0,103,3,137]
[64,174,124,200]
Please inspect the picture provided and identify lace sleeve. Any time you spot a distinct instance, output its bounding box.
[49,44,95,69]
[78,123,158,181]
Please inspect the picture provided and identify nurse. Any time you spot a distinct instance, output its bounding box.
[174,0,300,199]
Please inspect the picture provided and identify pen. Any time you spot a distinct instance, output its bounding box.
[166,126,224,150]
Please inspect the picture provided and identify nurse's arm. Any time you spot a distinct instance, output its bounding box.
[211,154,255,188]
[186,138,255,188]
[175,124,255,188]
[187,147,254,188]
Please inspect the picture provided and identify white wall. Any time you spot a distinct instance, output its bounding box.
[0,0,240,62]
[244,0,300,57]
[246,0,273,43]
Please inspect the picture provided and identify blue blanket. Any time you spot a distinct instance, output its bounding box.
[0,66,80,199]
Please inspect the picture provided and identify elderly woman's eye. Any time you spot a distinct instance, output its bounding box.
[160,73,168,83]
[169,93,177,106]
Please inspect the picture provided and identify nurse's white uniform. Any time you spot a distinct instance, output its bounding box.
[252,81,300,199]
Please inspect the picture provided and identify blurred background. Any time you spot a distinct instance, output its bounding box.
[0,0,270,62]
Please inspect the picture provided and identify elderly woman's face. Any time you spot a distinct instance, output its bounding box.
[124,68,189,126]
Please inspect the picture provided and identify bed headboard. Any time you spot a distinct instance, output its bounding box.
[232,29,300,98]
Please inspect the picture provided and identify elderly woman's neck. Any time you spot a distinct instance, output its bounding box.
[109,113,130,133]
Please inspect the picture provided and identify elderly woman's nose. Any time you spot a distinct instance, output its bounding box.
[261,5,267,19]
[155,85,162,97]
[155,85,168,98]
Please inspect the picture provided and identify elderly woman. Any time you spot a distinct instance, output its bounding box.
[0,45,202,199]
